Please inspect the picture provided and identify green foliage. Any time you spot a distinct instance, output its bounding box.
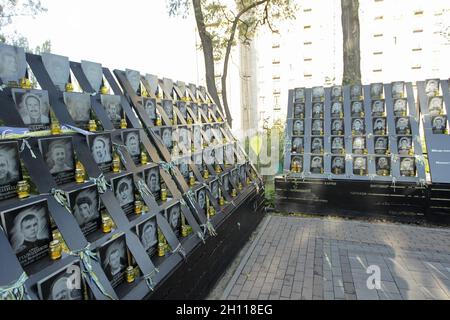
[0,0,47,27]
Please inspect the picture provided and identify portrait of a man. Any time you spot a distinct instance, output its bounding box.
[295,88,305,101]
[1,200,51,267]
[294,103,304,118]
[351,85,362,100]
[398,137,412,154]
[432,116,447,134]
[123,131,141,157]
[312,87,324,101]
[113,175,134,207]
[64,92,92,126]
[0,141,21,190]
[396,117,410,134]
[331,86,342,100]
[353,137,365,153]
[293,120,304,136]
[332,157,345,172]
[162,127,173,150]
[371,83,383,98]
[89,134,112,165]
[311,138,323,154]
[168,203,181,234]
[428,96,444,116]
[163,100,173,119]
[331,119,344,134]
[13,91,50,127]
[376,157,390,173]
[425,79,439,97]
[353,157,367,171]
[311,156,323,173]
[312,119,323,135]
[352,119,365,134]
[331,102,343,117]
[222,174,231,192]
[332,137,344,152]
[101,95,122,126]
[394,99,407,116]
[312,103,323,118]
[70,187,100,235]
[126,69,141,93]
[0,44,21,81]
[146,167,161,195]
[374,137,388,154]
[351,101,364,116]
[197,189,207,211]
[392,82,405,99]
[37,262,83,301]
[400,158,416,176]
[373,118,386,134]
[372,100,385,115]
[42,53,70,91]
[210,180,220,200]
[137,218,157,255]
[99,236,128,287]
[143,98,156,120]
[292,137,303,153]
[291,156,303,172]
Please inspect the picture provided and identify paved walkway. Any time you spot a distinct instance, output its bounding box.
[221,216,450,300]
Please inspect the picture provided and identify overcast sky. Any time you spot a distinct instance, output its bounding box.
[5,0,202,84]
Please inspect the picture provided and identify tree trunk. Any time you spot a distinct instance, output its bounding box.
[192,0,223,113]
[341,0,361,85]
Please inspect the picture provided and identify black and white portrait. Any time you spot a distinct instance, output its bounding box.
[372,100,385,116]
[39,137,75,185]
[122,130,141,164]
[374,137,388,154]
[292,137,303,153]
[64,92,92,129]
[350,85,362,100]
[311,119,323,135]
[12,89,51,130]
[392,82,405,99]
[352,118,365,135]
[239,165,247,184]
[37,261,83,300]
[194,125,202,148]
[162,100,173,119]
[312,103,324,119]
[126,69,141,94]
[331,102,343,118]
[394,99,408,117]
[81,60,103,92]
[178,101,188,119]
[0,199,51,267]
[0,44,26,83]
[311,137,323,154]
[143,98,157,120]
[373,118,386,135]
[197,188,207,212]
[210,179,220,200]
[178,158,190,181]
[395,117,411,135]
[331,86,342,100]
[331,119,344,135]
[351,101,364,117]
[136,217,157,256]
[293,120,304,136]
[68,186,100,236]
[371,83,384,99]
[376,157,391,175]
[0,141,22,201]
[295,88,305,102]
[41,53,70,91]
[190,103,199,118]
[291,156,303,172]
[428,96,444,116]
[353,157,367,172]
[98,235,128,288]
[161,127,173,150]
[310,156,323,174]
[167,203,181,235]
[432,116,447,134]
[425,79,440,97]
[400,158,416,176]
[293,103,305,118]
[112,174,135,216]
[332,137,344,154]
[332,156,345,174]
[201,104,209,118]
[88,134,112,172]
[214,145,224,165]
[398,137,412,155]
[101,95,122,128]
[222,174,231,192]
[352,137,366,154]
[225,144,235,165]
[146,167,161,199]
[312,87,324,101]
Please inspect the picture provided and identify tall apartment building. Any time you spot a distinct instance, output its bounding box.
[241,0,450,132]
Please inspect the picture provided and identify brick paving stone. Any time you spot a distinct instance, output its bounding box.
[222,216,450,301]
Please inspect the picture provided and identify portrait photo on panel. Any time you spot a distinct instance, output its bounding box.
[143,98,157,120]
[136,217,158,256]
[432,115,447,134]
[371,83,384,98]
[37,261,83,301]
[1,199,51,267]
[178,102,188,119]
[197,188,207,211]
[161,127,173,150]
[0,141,22,195]
[312,86,324,101]
[351,101,364,116]
[210,179,220,200]
[295,88,305,101]
[353,157,367,171]
[332,156,345,173]
[395,117,411,134]
[398,136,412,154]
[194,125,202,148]
[425,79,440,97]
[42,53,70,91]
[222,173,231,192]
[239,165,247,184]
[372,100,385,116]
[428,96,444,116]
[392,82,405,99]
[167,202,181,235]
[39,137,75,185]
[163,100,173,119]
[331,86,342,100]
[190,103,199,117]
[311,119,323,135]
[376,156,390,171]
[12,89,51,129]
[68,186,100,236]
[112,174,135,208]
[122,130,141,163]
[311,137,323,154]
[126,69,141,93]
[331,119,344,134]
[64,92,92,128]
[293,120,304,136]
[400,157,416,176]
[332,137,344,153]
[312,103,324,118]
[310,156,323,173]
[98,235,128,288]
[373,118,387,135]
[146,167,161,196]
[101,95,123,127]
[393,99,408,116]
[331,102,343,118]
[0,44,25,83]
[352,118,365,134]
[293,103,305,118]
[291,156,303,171]
[350,85,362,100]
[353,137,366,154]
[88,134,112,166]
[374,137,388,154]
[292,137,304,153]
